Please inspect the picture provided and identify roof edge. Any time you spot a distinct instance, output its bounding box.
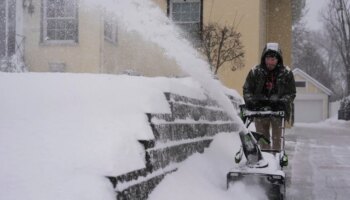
[292,68,333,96]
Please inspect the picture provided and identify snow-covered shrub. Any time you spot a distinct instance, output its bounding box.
[0,53,27,73]
[340,96,350,110]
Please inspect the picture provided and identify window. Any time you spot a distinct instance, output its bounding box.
[104,16,118,44]
[295,81,306,87]
[0,0,16,58]
[42,0,78,43]
[169,0,201,40]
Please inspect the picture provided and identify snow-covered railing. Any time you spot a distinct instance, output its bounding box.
[109,92,240,200]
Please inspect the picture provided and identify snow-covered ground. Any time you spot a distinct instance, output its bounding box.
[286,119,350,199]
[296,115,350,132]
[0,72,243,200]
[149,132,270,200]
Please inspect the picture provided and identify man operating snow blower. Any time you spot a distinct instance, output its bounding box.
[227,43,296,200]
[243,43,296,151]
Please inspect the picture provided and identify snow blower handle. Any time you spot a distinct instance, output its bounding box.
[242,109,285,119]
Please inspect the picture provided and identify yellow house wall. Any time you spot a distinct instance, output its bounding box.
[24,1,102,73]
[294,74,323,94]
[266,0,292,67]
[25,0,181,76]
[24,0,292,85]
[152,0,168,12]
[103,41,119,74]
[207,0,266,94]
[213,0,292,95]
[149,0,292,95]
[103,0,182,76]
[106,31,183,76]
[102,26,183,76]
[294,74,330,119]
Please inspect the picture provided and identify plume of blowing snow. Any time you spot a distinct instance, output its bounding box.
[83,0,243,124]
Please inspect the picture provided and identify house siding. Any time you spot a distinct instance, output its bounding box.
[294,71,331,121]
[22,0,292,94]
[204,0,265,95]
[25,1,101,73]
[266,0,292,66]
[103,28,183,76]
[294,74,324,94]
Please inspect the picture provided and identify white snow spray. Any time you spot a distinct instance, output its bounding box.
[79,1,266,199]
[82,0,244,125]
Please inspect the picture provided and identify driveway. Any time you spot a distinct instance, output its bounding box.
[285,121,350,200]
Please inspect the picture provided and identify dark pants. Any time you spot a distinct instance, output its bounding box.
[255,117,283,150]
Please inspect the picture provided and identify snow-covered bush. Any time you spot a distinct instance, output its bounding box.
[0,53,27,73]
[340,96,350,110]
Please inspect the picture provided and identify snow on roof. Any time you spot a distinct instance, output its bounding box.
[292,68,333,96]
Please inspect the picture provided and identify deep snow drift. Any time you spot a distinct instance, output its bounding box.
[0,72,244,200]
[148,132,270,200]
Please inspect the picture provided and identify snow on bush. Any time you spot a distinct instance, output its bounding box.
[0,53,27,73]
[340,96,350,110]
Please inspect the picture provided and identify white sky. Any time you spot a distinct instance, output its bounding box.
[305,0,329,30]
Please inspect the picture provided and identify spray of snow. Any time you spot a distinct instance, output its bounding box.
[82,0,244,127]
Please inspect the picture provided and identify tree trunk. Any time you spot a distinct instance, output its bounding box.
[347,69,350,96]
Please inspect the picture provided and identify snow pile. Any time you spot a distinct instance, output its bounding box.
[0,72,222,200]
[305,116,350,130]
[149,133,268,200]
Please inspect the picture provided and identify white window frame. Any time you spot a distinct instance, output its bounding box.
[42,0,78,44]
[104,16,118,45]
[169,0,201,29]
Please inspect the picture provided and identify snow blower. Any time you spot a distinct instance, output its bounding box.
[227,105,287,200]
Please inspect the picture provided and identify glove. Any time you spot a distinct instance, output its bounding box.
[280,98,289,104]
[270,96,290,111]
[244,97,258,110]
[246,100,257,109]
[269,94,280,103]
[253,94,269,102]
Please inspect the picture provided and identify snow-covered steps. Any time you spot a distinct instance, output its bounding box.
[112,92,240,200]
[151,92,233,122]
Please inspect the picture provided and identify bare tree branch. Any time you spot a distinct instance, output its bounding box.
[323,0,350,95]
[199,23,245,74]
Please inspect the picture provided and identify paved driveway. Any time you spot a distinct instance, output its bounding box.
[285,122,350,200]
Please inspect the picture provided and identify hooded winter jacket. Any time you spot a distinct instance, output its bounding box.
[243,43,296,120]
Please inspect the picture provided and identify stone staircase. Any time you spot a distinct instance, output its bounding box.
[108,92,241,200]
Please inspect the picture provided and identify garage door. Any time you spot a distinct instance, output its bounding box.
[294,99,323,123]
